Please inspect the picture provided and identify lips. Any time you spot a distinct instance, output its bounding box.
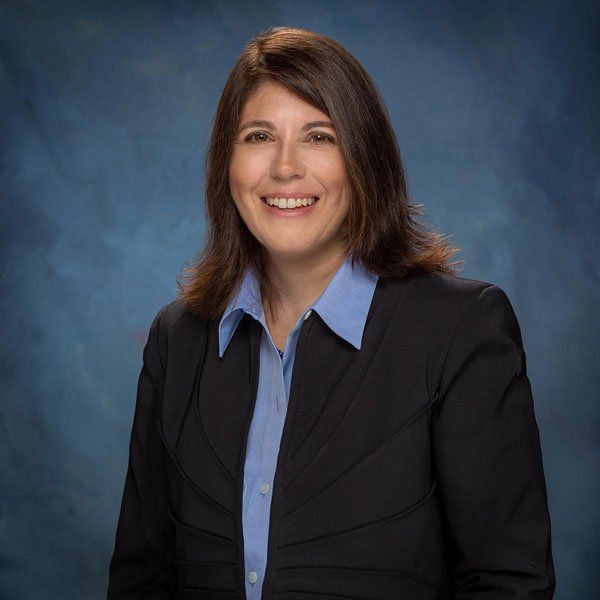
[260,195,320,200]
[260,196,320,206]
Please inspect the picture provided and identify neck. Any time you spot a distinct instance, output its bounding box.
[263,244,349,322]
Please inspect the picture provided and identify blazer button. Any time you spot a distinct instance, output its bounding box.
[248,571,258,584]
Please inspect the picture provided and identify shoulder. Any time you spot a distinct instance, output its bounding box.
[147,297,209,365]
[396,272,527,399]
[386,270,522,351]
[412,270,524,353]
[155,297,205,330]
[400,269,516,319]
[403,269,493,303]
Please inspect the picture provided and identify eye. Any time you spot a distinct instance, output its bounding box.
[309,132,336,145]
[241,131,337,145]
[243,131,270,143]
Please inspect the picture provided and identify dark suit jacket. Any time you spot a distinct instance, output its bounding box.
[107,270,556,599]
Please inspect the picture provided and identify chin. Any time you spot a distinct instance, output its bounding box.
[265,245,317,258]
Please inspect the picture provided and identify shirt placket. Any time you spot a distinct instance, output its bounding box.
[245,336,287,599]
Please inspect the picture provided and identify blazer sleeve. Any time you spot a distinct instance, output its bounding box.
[431,284,556,598]
[107,304,173,599]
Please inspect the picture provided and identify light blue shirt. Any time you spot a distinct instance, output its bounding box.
[217,254,379,599]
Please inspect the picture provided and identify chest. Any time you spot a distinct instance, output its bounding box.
[153,274,468,596]
[265,313,297,352]
[267,323,291,352]
[166,308,437,532]
[158,276,455,596]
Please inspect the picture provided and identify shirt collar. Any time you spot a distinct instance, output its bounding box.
[217,254,379,358]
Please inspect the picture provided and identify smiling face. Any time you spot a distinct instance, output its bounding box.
[229,81,351,267]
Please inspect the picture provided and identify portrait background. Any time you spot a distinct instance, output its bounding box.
[1,1,598,598]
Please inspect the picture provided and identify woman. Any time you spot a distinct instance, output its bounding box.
[107,26,555,599]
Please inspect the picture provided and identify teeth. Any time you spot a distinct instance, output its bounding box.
[265,197,317,208]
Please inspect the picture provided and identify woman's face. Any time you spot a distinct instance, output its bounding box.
[229,81,351,265]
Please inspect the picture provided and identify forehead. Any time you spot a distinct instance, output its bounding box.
[240,81,329,121]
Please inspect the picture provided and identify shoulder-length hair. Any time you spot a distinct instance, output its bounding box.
[177,26,463,322]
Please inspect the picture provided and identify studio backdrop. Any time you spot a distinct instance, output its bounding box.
[1,1,599,598]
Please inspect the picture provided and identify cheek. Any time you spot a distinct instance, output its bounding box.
[229,155,248,194]
[230,149,267,184]
[308,153,348,190]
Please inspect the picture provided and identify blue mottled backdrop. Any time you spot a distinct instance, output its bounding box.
[1,1,598,598]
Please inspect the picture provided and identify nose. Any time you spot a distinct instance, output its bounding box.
[270,138,306,179]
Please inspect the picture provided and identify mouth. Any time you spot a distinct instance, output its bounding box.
[260,196,320,210]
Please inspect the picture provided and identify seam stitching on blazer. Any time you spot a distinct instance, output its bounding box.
[432,283,495,415]
[279,477,438,549]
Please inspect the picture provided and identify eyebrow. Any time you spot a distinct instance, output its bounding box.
[238,119,335,132]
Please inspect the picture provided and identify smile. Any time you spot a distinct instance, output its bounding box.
[261,196,320,209]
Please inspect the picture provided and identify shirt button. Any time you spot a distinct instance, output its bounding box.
[260,483,270,494]
[304,309,313,320]
[248,571,258,584]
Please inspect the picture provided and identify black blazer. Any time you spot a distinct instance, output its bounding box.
[107,270,555,599]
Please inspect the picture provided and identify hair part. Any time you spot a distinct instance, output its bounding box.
[176,26,463,322]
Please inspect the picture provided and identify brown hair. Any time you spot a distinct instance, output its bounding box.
[177,26,463,322]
